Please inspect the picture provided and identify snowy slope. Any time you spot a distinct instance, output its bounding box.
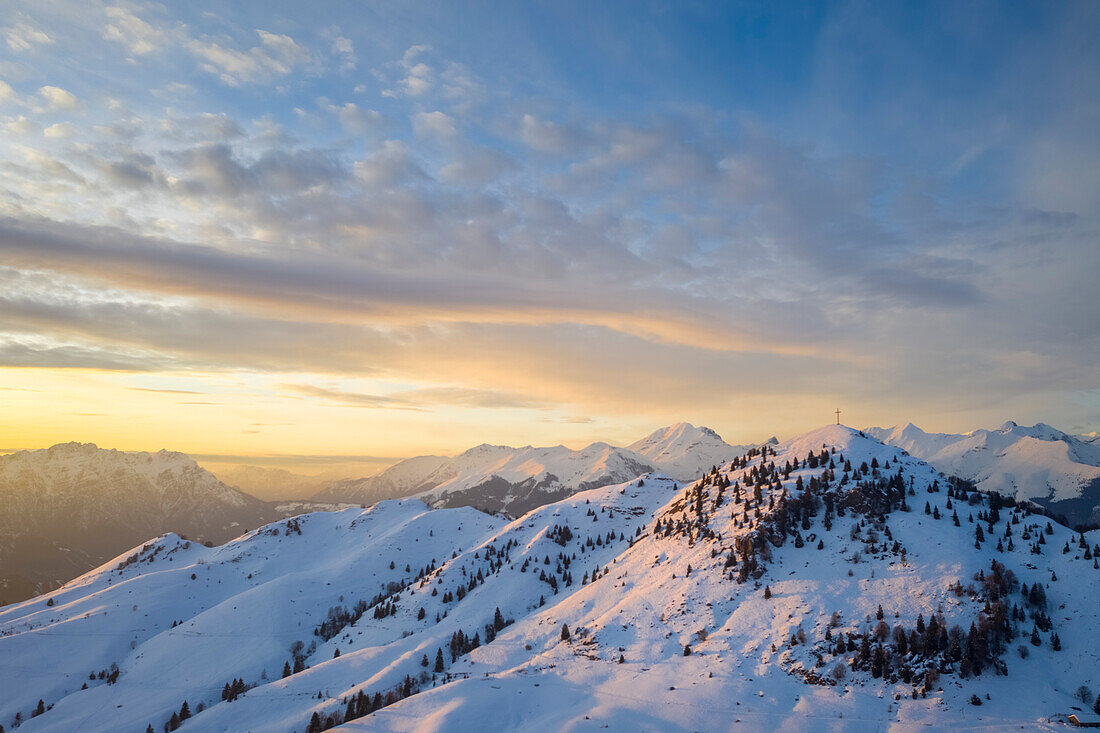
[627,421,755,481]
[867,421,1100,526]
[0,443,276,605]
[4,425,1098,732]
[415,442,656,516]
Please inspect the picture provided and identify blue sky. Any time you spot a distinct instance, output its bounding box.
[0,0,1097,465]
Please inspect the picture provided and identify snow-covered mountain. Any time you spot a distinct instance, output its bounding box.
[315,423,752,516]
[628,421,758,481]
[318,442,655,517]
[5,425,1097,732]
[867,421,1100,527]
[0,443,277,605]
[415,442,657,516]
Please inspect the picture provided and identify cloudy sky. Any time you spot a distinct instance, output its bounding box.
[0,0,1097,473]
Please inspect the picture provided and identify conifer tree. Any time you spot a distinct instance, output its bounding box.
[763,585,772,599]
[561,623,571,641]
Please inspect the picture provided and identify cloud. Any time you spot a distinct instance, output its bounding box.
[0,337,178,371]
[393,387,550,409]
[102,5,168,56]
[2,19,52,52]
[281,383,549,410]
[383,45,433,97]
[412,111,456,143]
[281,383,417,409]
[188,29,310,86]
[4,116,35,136]
[520,114,588,154]
[14,147,84,184]
[96,152,164,188]
[37,86,81,111]
[439,148,515,185]
[157,112,244,142]
[318,100,383,136]
[353,140,427,188]
[330,34,356,71]
[43,122,77,139]
[128,387,203,395]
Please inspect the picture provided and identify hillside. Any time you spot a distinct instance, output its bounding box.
[867,421,1100,527]
[0,443,277,605]
[3,426,1097,732]
[314,423,750,516]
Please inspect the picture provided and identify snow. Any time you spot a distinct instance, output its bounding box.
[3,426,1098,732]
[627,421,753,482]
[315,423,746,514]
[867,421,1100,504]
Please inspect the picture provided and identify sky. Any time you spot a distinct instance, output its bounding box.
[0,0,1097,475]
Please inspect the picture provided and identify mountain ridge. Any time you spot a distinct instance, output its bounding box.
[312,422,753,515]
[0,442,278,605]
[866,420,1100,527]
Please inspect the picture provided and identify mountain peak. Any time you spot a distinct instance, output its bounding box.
[627,422,750,481]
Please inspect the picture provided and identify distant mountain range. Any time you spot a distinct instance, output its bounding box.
[209,465,332,501]
[0,424,752,604]
[866,420,1100,527]
[0,443,277,604]
[312,422,757,515]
